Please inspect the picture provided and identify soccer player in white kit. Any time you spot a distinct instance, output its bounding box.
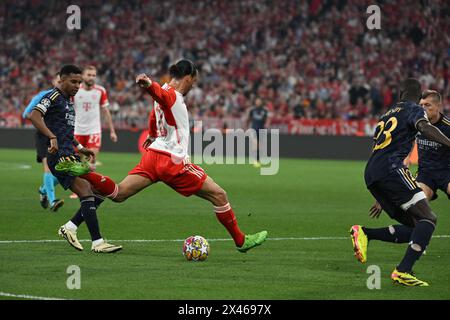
[73,65,118,168]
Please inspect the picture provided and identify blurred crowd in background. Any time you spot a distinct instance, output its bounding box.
[1,0,449,131]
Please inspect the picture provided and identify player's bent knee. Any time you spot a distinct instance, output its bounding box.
[418,217,437,229]
[428,212,437,225]
[424,190,434,201]
[419,214,437,226]
[421,209,438,226]
[406,197,438,225]
[418,183,433,200]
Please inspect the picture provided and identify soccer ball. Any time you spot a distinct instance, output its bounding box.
[182,235,210,261]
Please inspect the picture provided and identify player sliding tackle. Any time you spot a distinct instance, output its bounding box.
[58,59,268,253]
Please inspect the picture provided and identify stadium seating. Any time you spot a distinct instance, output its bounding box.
[0,0,448,130]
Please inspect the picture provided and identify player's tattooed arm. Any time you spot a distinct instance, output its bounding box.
[29,109,58,154]
[417,120,450,148]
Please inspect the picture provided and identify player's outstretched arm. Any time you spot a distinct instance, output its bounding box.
[417,120,450,148]
[136,73,175,109]
[136,73,152,88]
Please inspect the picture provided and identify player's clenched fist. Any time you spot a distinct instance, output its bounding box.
[369,201,382,219]
[136,74,152,88]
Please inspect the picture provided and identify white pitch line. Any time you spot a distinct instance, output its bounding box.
[0,235,449,244]
[0,291,66,300]
[0,237,347,244]
[0,162,32,170]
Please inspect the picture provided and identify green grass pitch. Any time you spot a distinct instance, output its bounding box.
[0,148,449,300]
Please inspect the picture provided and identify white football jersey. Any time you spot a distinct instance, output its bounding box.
[147,82,190,160]
[73,84,109,135]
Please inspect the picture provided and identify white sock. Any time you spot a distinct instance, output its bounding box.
[64,221,78,231]
[92,238,104,247]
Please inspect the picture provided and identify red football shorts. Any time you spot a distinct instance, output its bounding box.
[129,149,208,197]
[75,133,102,150]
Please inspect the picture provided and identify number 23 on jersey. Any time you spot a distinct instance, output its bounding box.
[373,117,398,151]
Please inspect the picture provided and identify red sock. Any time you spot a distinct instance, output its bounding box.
[80,172,118,199]
[214,203,245,247]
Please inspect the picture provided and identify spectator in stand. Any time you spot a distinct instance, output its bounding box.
[0,0,449,131]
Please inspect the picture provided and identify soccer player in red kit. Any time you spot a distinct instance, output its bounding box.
[65,59,267,253]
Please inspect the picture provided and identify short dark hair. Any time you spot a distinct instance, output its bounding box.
[399,78,422,103]
[83,65,97,72]
[169,59,198,79]
[59,65,82,77]
[421,89,442,104]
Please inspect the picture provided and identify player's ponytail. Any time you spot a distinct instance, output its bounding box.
[169,59,198,79]
[169,64,181,78]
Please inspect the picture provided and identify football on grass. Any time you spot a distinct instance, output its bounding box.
[182,235,210,261]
